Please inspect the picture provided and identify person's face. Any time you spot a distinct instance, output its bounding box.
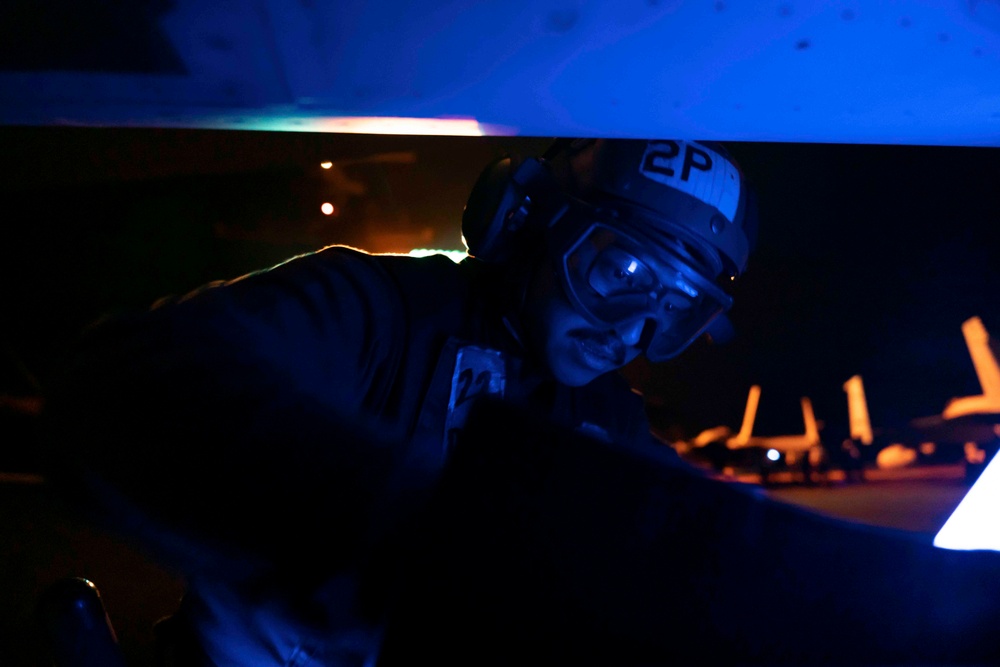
[523,261,645,387]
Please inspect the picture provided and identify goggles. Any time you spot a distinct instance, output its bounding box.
[556,218,733,362]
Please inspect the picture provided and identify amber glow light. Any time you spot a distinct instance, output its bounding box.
[321,203,335,215]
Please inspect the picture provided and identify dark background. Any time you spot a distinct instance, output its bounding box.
[1,126,999,451]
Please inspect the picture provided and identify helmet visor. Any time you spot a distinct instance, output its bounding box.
[559,221,733,362]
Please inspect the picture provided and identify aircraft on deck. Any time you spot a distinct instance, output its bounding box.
[680,384,829,484]
[843,316,1000,477]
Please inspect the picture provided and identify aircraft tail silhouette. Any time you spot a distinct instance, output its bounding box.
[726,385,819,449]
[843,375,874,446]
[943,316,1000,419]
[801,396,819,444]
[727,384,761,448]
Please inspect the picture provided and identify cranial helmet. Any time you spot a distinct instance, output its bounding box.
[462,138,758,361]
[548,139,756,279]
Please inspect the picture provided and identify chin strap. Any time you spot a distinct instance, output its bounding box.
[494,240,546,346]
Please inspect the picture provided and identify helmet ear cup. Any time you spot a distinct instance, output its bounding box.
[462,156,519,262]
[462,155,554,263]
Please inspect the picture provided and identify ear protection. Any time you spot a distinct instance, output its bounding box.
[461,155,551,263]
[462,139,586,263]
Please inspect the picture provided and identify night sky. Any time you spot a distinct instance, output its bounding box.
[2,127,999,443]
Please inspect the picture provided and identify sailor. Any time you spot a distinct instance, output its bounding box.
[41,138,757,666]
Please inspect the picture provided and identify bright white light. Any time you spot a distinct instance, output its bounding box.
[321,203,335,215]
[627,260,638,274]
[766,448,780,462]
[407,248,468,263]
[205,116,516,137]
[934,450,1000,551]
[320,161,333,169]
[311,116,486,136]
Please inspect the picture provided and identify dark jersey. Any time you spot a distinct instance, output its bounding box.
[41,245,653,665]
[42,246,1000,667]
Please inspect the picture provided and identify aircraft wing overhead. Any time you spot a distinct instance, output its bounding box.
[1,1,1000,144]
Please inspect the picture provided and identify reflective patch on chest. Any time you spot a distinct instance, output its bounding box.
[445,345,506,450]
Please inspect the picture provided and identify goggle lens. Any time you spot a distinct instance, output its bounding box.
[587,246,658,298]
[559,222,732,361]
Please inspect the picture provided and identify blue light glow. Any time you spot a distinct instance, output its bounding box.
[766,448,780,462]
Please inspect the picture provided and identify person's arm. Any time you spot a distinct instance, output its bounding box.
[41,246,408,579]
[382,396,1000,666]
